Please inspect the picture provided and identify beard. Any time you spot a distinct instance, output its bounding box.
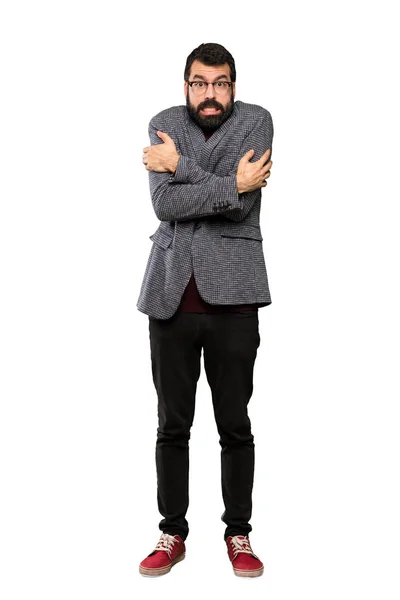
[186,91,235,131]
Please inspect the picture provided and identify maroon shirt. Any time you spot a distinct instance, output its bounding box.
[176,127,259,314]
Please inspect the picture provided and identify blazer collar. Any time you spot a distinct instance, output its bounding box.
[184,100,241,157]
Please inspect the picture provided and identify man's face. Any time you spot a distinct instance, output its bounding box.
[184,59,236,131]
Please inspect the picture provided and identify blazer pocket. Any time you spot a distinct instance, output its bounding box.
[219,223,263,241]
[149,227,174,249]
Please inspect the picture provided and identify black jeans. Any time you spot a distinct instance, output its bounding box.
[148,310,261,541]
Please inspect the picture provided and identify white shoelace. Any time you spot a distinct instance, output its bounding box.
[154,533,178,559]
[229,535,259,560]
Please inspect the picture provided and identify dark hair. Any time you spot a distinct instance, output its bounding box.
[184,42,236,82]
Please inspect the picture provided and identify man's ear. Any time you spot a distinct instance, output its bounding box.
[184,81,188,96]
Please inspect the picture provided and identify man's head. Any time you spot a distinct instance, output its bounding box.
[184,43,236,132]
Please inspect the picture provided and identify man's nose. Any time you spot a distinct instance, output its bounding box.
[204,83,216,99]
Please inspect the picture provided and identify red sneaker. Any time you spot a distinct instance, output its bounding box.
[226,535,264,577]
[139,533,186,577]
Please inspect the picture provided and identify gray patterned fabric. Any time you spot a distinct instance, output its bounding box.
[137,100,274,320]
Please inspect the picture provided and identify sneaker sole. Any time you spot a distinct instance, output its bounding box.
[139,552,185,577]
[233,565,264,577]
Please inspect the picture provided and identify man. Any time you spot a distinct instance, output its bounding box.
[137,43,273,578]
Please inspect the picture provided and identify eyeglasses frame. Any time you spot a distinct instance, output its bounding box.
[186,80,234,95]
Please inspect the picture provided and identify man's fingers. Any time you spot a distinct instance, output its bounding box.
[258,148,271,163]
[157,131,173,143]
[239,149,255,162]
[262,160,272,173]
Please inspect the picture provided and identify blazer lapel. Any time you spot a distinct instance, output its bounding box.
[184,101,240,165]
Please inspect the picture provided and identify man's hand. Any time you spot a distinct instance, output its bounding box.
[236,148,272,194]
[142,131,180,173]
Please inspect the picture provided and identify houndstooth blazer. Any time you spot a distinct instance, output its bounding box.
[136,99,274,320]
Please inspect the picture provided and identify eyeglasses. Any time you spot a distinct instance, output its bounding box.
[187,80,233,96]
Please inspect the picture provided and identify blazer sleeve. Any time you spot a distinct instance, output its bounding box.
[222,111,274,222]
[147,111,273,222]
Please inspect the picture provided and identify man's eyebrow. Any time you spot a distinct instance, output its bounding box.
[191,74,229,81]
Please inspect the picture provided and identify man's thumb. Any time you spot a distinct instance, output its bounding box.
[157,130,169,141]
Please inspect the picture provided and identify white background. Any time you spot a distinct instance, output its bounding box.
[1,0,399,598]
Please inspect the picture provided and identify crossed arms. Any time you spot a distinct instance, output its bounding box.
[142,111,273,223]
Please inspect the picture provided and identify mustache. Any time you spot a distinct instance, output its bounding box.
[198,101,223,111]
